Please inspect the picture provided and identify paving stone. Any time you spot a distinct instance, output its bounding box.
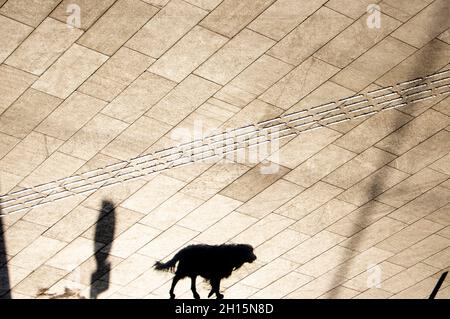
[237,179,304,219]
[376,39,450,86]
[14,265,67,297]
[340,217,406,252]
[200,0,274,38]
[343,260,405,292]
[9,236,66,271]
[376,168,448,208]
[332,36,416,91]
[333,109,413,154]
[0,132,64,179]
[314,12,401,68]
[323,147,396,189]
[254,229,310,263]
[284,230,346,264]
[45,237,100,272]
[222,99,283,129]
[149,26,227,82]
[104,253,154,285]
[213,84,257,108]
[0,0,61,27]
[32,44,108,99]
[338,166,410,206]
[78,0,159,56]
[426,204,450,227]
[297,246,357,278]
[1,221,47,256]
[260,57,340,110]
[389,185,450,224]
[139,193,204,231]
[35,92,106,141]
[325,0,380,19]
[290,199,357,236]
[285,144,355,188]
[391,0,450,48]
[104,224,160,259]
[194,212,257,245]
[241,258,299,289]
[232,213,295,247]
[381,263,439,294]
[139,225,199,259]
[178,194,242,232]
[127,0,207,58]
[58,113,128,161]
[220,163,290,202]
[181,162,250,201]
[79,47,155,102]
[251,271,313,298]
[101,116,171,161]
[101,71,176,123]
[6,18,83,75]
[276,182,343,220]
[20,152,86,187]
[0,88,62,139]
[147,74,221,126]
[376,109,450,156]
[0,64,37,112]
[390,131,450,174]
[377,219,445,253]
[0,15,32,64]
[268,127,342,169]
[268,6,352,66]
[51,0,117,30]
[44,205,101,243]
[121,175,186,214]
[328,200,396,237]
[195,29,275,85]
[388,235,450,268]
[229,55,294,96]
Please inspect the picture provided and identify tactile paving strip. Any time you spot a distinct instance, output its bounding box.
[1,69,449,216]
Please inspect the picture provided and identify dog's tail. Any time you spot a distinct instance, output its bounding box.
[154,252,180,272]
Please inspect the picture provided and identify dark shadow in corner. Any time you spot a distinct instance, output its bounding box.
[0,201,11,299]
[154,243,257,299]
[0,203,11,299]
[90,200,116,299]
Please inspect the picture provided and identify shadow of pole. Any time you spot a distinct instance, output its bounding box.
[429,271,448,299]
[0,201,11,299]
[90,200,116,299]
[328,13,449,297]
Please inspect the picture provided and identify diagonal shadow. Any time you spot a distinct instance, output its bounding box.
[328,7,449,298]
[429,271,448,299]
[90,200,116,299]
[0,200,11,299]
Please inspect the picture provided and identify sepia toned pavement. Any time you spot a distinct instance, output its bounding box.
[0,0,449,299]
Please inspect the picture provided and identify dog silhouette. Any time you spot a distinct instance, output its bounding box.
[154,243,257,299]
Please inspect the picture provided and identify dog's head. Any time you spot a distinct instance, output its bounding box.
[235,244,257,265]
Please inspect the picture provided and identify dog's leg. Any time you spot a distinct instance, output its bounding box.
[169,274,181,299]
[215,279,224,299]
[208,278,216,298]
[209,278,223,299]
[190,276,200,299]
